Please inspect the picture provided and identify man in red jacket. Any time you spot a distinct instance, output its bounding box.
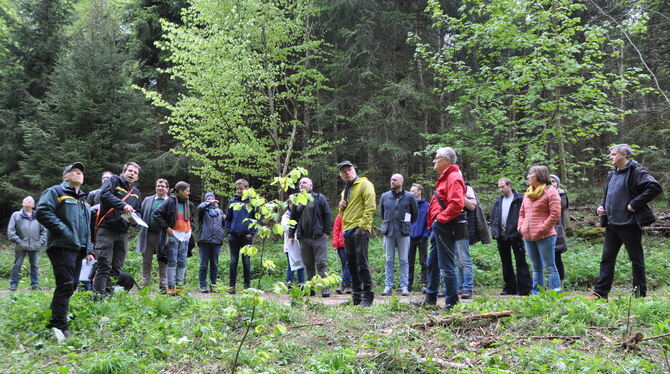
[414,147,466,310]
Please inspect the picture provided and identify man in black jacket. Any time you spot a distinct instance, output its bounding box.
[590,144,662,299]
[491,178,532,296]
[37,162,95,338]
[289,177,332,296]
[92,162,142,296]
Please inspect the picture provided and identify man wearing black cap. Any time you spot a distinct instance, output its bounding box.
[92,162,142,297]
[37,162,95,338]
[337,161,376,307]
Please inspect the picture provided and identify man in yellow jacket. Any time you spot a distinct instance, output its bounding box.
[338,161,376,307]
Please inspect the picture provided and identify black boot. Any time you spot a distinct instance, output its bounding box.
[411,293,437,308]
[359,291,374,307]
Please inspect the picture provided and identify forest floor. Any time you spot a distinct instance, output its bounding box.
[1,235,669,373]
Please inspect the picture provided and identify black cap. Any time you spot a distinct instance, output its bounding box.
[63,162,85,176]
[337,160,354,170]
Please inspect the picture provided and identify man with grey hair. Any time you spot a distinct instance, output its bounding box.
[289,177,332,297]
[379,174,418,296]
[414,147,466,310]
[589,144,662,299]
[7,196,46,290]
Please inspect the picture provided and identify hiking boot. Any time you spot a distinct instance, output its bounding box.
[344,285,352,294]
[351,292,362,306]
[359,292,374,308]
[400,287,409,296]
[166,287,176,296]
[441,303,455,312]
[321,287,331,297]
[200,288,209,293]
[411,293,437,308]
[227,287,236,295]
[461,291,473,299]
[9,285,17,292]
[381,286,392,296]
[336,284,345,294]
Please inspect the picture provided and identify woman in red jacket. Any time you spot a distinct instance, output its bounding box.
[518,165,562,295]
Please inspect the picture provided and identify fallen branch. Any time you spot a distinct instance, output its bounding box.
[529,335,580,340]
[290,322,328,329]
[414,310,512,330]
[641,332,670,342]
[417,356,468,369]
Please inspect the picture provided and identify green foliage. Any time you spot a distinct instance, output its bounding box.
[144,0,331,193]
[412,0,650,188]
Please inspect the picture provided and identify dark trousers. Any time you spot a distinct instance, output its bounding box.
[344,228,373,298]
[594,225,646,298]
[408,237,428,290]
[496,238,532,295]
[198,243,221,289]
[228,235,252,288]
[555,251,564,281]
[93,227,128,295]
[47,247,84,330]
[336,248,352,285]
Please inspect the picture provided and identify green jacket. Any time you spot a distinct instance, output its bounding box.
[340,177,376,232]
[36,181,93,253]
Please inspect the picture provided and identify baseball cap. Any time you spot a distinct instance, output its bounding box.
[63,162,85,176]
[337,160,354,170]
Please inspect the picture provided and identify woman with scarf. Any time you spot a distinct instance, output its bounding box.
[550,174,569,289]
[197,192,225,293]
[517,166,562,295]
[154,181,195,295]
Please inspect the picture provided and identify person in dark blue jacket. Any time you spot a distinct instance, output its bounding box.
[224,179,257,294]
[197,192,225,293]
[408,183,430,292]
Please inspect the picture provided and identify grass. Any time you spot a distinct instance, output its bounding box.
[1,234,669,373]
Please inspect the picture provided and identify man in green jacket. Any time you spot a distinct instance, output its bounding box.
[338,161,376,307]
[37,162,95,339]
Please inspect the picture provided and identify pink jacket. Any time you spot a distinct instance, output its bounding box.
[517,187,561,241]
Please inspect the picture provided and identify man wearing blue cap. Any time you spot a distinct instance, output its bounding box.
[37,162,95,338]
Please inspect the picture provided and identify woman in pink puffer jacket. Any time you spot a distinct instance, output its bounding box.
[518,165,562,295]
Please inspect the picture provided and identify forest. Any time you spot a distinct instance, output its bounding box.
[1,1,670,372]
[1,0,668,221]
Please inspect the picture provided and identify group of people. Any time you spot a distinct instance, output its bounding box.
[5,143,662,337]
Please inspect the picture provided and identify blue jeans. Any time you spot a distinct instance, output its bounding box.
[454,239,473,292]
[524,236,560,295]
[336,248,352,285]
[199,243,221,289]
[427,223,459,307]
[285,253,305,284]
[383,235,410,288]
[167,236,189,288]
[11,250,39,288]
